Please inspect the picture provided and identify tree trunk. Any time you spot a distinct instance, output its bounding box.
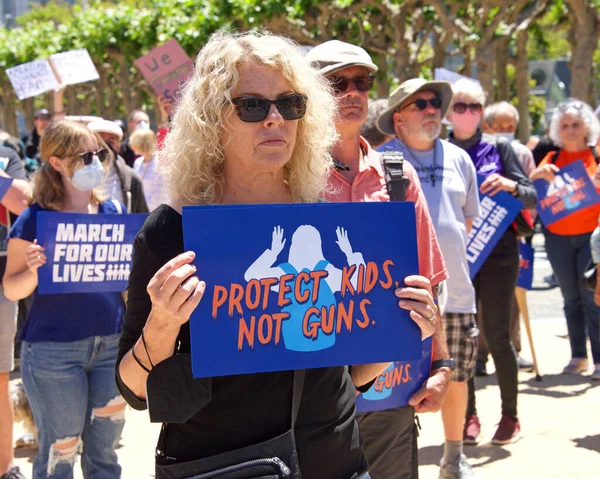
[475,43,495,100]
[24,98,34,133]
[374,53,390,97]
[495,37,510,102]
[515,30,530,143]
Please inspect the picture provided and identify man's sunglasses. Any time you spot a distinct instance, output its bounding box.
[327,75,375,95]
[231,94,307,123]
[74,148,109,165]
[452,102,483,114]
[403,98,443,111]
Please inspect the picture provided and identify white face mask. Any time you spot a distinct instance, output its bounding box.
[67,156,104,192]
[495,132,515,142]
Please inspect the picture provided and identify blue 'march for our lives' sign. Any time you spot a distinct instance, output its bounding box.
[467,175,523,278]
[182,202,424,379]
[534,159,600,226]
[36,212,147,294]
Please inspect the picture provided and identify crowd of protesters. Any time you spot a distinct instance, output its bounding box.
[1,30,599,479]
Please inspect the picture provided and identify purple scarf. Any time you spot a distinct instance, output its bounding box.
[450,130,505,178]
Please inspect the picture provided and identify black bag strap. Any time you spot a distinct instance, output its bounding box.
[291,369,305,428]
[380,151,411,202]
[550,147,599,165]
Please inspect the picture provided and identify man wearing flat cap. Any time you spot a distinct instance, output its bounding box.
[378,80,480,478]
[308,41,452,479]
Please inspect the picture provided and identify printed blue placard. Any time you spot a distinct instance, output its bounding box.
[517,242,534,290]
[0,177,13,202]
[36,212,147,294]
[355,337,432,412]
[468,175,523,278]
[182,202,423,378]
[534,160,600,226]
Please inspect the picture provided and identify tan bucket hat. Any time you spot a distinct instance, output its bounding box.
[306,40,378,76]
[376,78,453,135]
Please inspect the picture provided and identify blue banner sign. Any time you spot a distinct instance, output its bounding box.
[517,242,534,290]
[36,212,147,294]
[355,337,432,412]
[468,176,523,278]
[534,160,600,226]
[182,202,424,378]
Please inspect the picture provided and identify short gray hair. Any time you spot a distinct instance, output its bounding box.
[483,101,520,126]
[549,98,600,148]
[361,99,390,148]
[451,79,487,106]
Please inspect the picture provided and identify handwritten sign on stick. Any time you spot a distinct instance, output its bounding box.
[6,60,59,100]
[36,212,147,294]
[50,49,99,86]
[183,202,423,378]
[468,176,523,278]
[135,39,194,116]
[534,160,600,227]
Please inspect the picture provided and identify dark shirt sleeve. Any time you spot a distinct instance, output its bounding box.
[5,148,26,180]
[498,141,538,209]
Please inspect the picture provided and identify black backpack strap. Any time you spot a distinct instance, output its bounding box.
[550,149,561,165]
[381,151,411,202]
[590,146,599,165]
[291,369,305,428]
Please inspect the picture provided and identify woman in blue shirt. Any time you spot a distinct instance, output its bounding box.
[3,121,126,479]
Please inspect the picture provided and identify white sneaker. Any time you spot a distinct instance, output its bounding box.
[439,454,477,479]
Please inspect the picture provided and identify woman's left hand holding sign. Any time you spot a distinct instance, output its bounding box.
[146,251,206,331]
[395,275,436,340]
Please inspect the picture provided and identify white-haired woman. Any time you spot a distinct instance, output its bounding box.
[116,31,437,479]
[446,79,537,446]
[531,98,600,379]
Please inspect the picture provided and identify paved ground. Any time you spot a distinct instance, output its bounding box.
[11,234,600,478]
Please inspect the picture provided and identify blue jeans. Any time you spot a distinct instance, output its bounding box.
[544,228,600,364]
[21,335,125,479]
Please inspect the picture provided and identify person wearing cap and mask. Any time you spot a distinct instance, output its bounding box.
[307,40,451,479]
[376,78,481,478]
[87,119,149,214]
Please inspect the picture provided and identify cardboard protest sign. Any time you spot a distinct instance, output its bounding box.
[0,177,13,203]
[49,49,99,86]
[517,242,535,290]
[135,39,194,116]
[355,337,431,412]
[534,160,600,226]
[6,60,60,100]
[468,176,523,278]
[183,202,423,378]
[36,212,147,294]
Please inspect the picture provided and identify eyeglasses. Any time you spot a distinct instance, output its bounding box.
[73,148,109,165]
[327,75,375,95]
[231,94,307,123]
[452,102,483,114]
[403,98,443,111]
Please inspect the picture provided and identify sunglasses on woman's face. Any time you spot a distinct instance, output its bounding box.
[452,102,483,114]
[327,75,375,95]
[231,93,308,123]
[74,148,109,165]
[404,98,443,111]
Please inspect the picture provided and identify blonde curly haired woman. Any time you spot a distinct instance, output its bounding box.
[116,31,435,479]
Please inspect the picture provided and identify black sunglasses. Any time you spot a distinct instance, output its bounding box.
[231,94,307,123]
[452,102,483,114]
[74,148,109,165]
[404,98,443,111]
[327,75,375,95]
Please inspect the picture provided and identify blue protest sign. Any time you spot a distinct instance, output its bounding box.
[36,212,147,294]
[0,177,13,202]
[355,337,431,412]
[468,176,523,278]
[517,242,534,290]
[534,160,600,226]
[182,202,423,378]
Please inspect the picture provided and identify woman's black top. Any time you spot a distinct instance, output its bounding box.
[116,205,368,479]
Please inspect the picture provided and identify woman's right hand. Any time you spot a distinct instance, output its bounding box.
[530,164,559,182]
[25,239,46,273]
[146,251,206,331]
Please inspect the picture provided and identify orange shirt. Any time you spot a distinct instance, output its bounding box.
[539,146,600,235]
[324,137,448,288]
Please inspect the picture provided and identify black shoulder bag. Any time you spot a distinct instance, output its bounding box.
[380,151,411,201]
[154,369,305,479]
